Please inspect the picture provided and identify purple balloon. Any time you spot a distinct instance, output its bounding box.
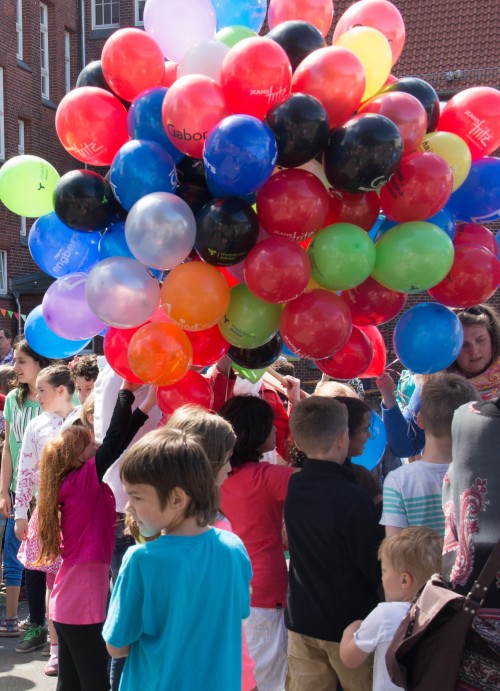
[42,272,106,340]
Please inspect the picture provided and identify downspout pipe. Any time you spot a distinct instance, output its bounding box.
[80,0,86,70]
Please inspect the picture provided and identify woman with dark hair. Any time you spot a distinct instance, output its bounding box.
[377,303,500,458]
[219,395,295,691]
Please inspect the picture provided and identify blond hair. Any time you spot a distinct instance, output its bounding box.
[79,391,95,431]
[378,527,442,586]
[420,373,480,438]
[314,380,358,398]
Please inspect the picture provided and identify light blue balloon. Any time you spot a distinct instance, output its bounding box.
[127,87,184,164]
[25,305,90,358]
[213,0,266,32]
[369,215,397,243]
[355,411,386,471]
[29,213,100,278]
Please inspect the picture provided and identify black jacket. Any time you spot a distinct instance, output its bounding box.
[285,458,381,642]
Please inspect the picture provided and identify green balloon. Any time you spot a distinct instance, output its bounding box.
[219,283,282,349]
[231,363,267,383]
[0,155,59,217]
[308,223,376,290]
[371,221,455,293]
[216,25,258,48]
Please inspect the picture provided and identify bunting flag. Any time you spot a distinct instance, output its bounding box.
[0,307,28,321]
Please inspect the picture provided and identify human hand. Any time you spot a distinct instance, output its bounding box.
[141,385,158,414]
[0,492,12,518]
[283,376,302,406]
[376,372,397,409]
[14,518,28,541]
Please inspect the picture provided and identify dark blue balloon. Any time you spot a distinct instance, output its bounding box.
[355,411,387,471]
[426,208,456,240]
[203,115,278,197]
[446,157,500,224]
[29,213,100,278]
[99,222,134,261]
[25,305,90,359]
[213,0,266,31]
[127,88,183,164]
[393,303,464,374]
[369,215,397,242]
[110,139,177,211]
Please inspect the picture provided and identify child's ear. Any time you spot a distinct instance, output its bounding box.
[416,411,424,430]
[401,571,413,590]
[338,429,349,451]
[171,487,189,509]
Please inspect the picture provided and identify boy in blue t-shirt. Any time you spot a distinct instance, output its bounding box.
[103,428,252,691]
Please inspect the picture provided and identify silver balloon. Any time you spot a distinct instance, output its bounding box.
[85,257,161,328]
[125,192,196,270]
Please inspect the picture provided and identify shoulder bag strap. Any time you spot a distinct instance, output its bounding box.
[464,539,500,614]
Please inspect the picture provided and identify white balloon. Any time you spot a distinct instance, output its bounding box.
[178,40,230,82]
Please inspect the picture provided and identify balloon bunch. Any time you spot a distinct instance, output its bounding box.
[0,0,498,389]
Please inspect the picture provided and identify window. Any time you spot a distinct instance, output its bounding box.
[135,0,146,25]
[0,251,8,295]
[16,0,23,60]
[40,3,49,99]
[92,0,119,29]
[18,120,26,236]
[64,31,71,93]
[0,68,4,161]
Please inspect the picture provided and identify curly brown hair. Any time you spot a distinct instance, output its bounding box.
[70,355,99,382]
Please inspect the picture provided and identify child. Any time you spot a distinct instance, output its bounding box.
[34,381,157,690]
[103,428,252,691]
[380,374,480,538]
[285,396,381,691]
[340,527,443,691]
[218,395,295,691]
[0,340,51,638]
[69,355,99,404]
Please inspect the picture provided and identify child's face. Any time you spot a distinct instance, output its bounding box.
[14,351,41,386]
[381,555,407,602]
[74,376,95,404]
[215,451,232,488]
[36,378,66,413]
[348,412,371,458]
[124,481,178,538]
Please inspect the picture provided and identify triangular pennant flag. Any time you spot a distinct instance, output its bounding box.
[7,311,13,318]
[13,313,19,320]
[21,314,27,321]
[0,309,5,316]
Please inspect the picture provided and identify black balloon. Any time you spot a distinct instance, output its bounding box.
[195,198,259,266]
[228,332,283,369]
[267,20,326,72]
[53,170,119,232]
[266,94,329,168]
[76,60,110,90]
[177,183,213,215]
[380,77,440,133]
[323,114,403,193]
[176,156,207,186]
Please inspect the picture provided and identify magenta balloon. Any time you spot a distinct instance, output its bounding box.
[42,272,106,340]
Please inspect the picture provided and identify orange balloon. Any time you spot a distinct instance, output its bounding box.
[128,322,192,386]
[161,262,231,331]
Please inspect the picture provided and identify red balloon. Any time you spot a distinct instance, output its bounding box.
[104,326,144,383]
[162,61,178,87]
[156,371,214,415]
[280,289,352,359]
[358,325,387,377]
[359,92,428,155]
[326,189,380,230]
[340,276,407,326]
[291,47,365,129]
[185,325,230,367]
[437,87,500,159]
[101,28,165,102]
[453,223,499,256]
[333,0,406,65]
[380,152,453,222]
[220,37,292,120]
[428,245,500,308]
[244,237,312,303]
[315,326,374,379]
[162,75,229,158]
[268,0,334,36]
[56,87,129,166]
[256,169,329,241]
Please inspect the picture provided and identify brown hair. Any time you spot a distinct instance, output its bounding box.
[378,527,442,586]
[13,339,52,406]
[120,428,218,526]
[454,304,500,364]
[420,373,480,438]
[290,396,348,457]
[70,355,99,382]
[165,405,236,479]
[35,426,93,565]
[37,363,75,396]
[0,365,16,395]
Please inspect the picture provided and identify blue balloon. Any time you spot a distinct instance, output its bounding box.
[393,303,464,374]
[203,115,278,197]
[29,213,100,278]
[446,157,500,224]
[213,0,267,32]
[425,208,455,240]
[127,88,183,164]
[369,215,397,242]
[99,222,166,280]
[355,411,387,471]
[110,139,177,211]
[25,305,90,359]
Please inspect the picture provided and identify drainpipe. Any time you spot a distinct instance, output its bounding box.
[11,291,22,338]
[80,0,86,70]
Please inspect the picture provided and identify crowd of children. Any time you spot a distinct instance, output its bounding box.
[0,311,499,691]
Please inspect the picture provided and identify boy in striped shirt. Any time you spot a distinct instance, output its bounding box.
[380,374,480,538]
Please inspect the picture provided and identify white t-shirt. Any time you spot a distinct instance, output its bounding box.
[380,461,450,537]
[354,601,410,691]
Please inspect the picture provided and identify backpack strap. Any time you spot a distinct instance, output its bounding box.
[464,539,500,615]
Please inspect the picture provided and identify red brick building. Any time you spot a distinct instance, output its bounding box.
[0,0,497,354]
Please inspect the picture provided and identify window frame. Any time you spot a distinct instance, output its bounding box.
[0,68,4,161]
[16,0,23,60]
[40,3,50,99]
[92,0,120,30]
[64,30,71,93]
[0,251,8,295]
[135,0,146,26]
[18,120,27,236]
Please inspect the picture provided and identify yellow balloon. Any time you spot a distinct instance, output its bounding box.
[417,131,472,191]
[334,27,392,102]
